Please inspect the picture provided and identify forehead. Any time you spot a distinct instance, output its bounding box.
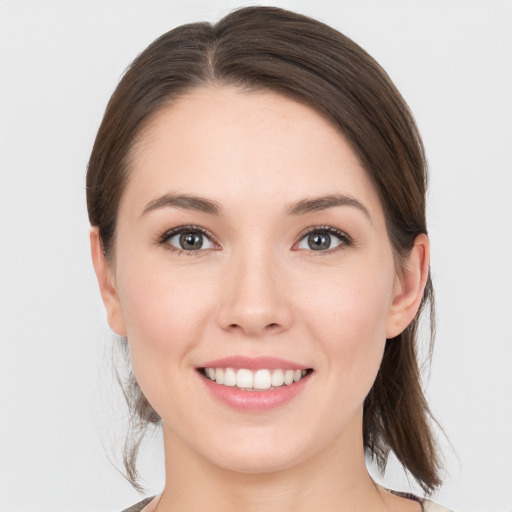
[122,86,383,220]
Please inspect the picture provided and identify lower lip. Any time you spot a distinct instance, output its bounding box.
[199,372,311,412]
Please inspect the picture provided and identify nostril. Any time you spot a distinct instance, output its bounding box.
[265,323,281,331]
[226,322,281,332]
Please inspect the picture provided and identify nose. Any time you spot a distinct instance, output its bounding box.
[216,249,293,337]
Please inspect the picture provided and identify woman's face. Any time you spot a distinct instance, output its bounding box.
[94,87,422,474]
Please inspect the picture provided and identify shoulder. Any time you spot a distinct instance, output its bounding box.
[121,496,155,512]
[380,485,455,512]
[421,498,456,512]
[121,491,457,512]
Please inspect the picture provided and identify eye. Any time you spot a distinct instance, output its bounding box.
[295,227,351,252]
[162,227,216,252]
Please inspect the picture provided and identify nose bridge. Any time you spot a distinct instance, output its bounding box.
[216,241,291,335]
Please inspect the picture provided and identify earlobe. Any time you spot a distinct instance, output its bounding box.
[89,227,127,336]
[386,234,430,339]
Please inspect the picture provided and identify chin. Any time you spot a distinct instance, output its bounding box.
[193,426,320,475]
[210,447,306,475]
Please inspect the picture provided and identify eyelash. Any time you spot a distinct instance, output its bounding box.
[294,225,353,253]
[157,225,219,255]
[156,224,353,254]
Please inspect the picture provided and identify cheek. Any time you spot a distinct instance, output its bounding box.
[114,255,215,384]
[302,255,395,392]
[309,255,394,332]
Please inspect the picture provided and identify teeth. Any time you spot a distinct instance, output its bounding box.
[224,368,237,387]
[271,369,284,387]
[236,369,253,389]
[253,369,272,390]
[284,369,294,385]
[204,367,309,390]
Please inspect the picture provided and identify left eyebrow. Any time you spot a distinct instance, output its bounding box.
[286,194,372,222]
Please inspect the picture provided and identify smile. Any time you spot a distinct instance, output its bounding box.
[198,357,313,411]
[201,367,309,390]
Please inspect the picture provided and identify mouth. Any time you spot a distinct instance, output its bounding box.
[196,356,314,411]
[199,367,313,391]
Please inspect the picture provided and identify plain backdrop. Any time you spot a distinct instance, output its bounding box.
[1,1,511,511]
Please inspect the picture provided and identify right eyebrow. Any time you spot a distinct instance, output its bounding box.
[141,193,222,217]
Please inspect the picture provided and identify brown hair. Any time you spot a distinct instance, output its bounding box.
[87,6,441,494]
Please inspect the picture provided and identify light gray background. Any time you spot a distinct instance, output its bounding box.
[1,1,511,511]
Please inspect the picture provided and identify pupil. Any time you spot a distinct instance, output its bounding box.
[308,233,330,250]
[180,232,202,250]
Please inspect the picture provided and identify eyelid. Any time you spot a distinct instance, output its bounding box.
[293,225,353,252]
[156,225,220,253]
[155,224,352,254]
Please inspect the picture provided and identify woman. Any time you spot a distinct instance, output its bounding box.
[87,6,453,512]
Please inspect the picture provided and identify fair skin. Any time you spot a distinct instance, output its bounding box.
[91,87,429,512]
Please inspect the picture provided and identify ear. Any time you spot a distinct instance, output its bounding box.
[90,227,127,336]
[386,234,430,339]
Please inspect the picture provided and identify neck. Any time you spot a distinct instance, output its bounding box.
[155,418,389,512]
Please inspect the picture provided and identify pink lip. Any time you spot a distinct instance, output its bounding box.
[197,355,309,371]
[196,356,313,412]
[200,371,311,412]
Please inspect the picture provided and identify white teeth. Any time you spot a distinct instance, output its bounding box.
[236,369,253,388]
[284,369,294,385]
[253,369,272,390]
[204,367,309,390]
[271,369,284,387]
[224,368,237,387]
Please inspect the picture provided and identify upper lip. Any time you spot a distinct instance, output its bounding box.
[197,356,311,371]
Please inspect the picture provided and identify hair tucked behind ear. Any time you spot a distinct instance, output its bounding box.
[87,6,442,493]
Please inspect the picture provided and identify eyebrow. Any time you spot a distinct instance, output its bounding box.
[286,194,371,221]
[142,193,222,216]
[142,192,371,221]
